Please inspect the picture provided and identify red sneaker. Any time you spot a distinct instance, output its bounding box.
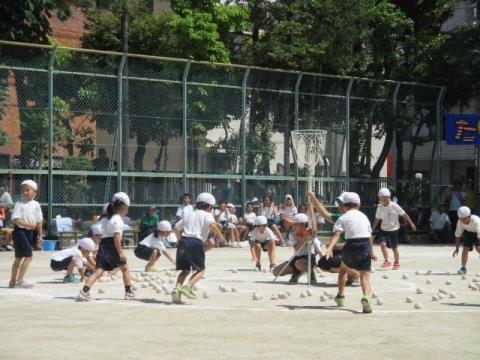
[393,261,400,270]
[381,260,392,269]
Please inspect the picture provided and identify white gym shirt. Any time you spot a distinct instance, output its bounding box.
[334,209,372,239]
[175,210,215,243]
[455,215,480,239]
[375,201,405,231]
[11,199,43,228]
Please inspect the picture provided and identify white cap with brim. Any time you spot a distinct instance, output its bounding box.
[112,192,130,207]
[457,206,471,219]
[344,192,361,204]
[294,213,309,224]
[91,223,103,236]
[157,220,172,232]
[378,188,391,197]
[255,215,268,226]
[336,192,348,203]
[197,192,216,206]
[78,237,96,252]
[227,203,235,208]
[21,180,38,192]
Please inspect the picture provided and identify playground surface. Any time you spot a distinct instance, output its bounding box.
[1,245,479,360]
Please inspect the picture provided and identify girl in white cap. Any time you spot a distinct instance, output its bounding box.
[249,215,277,271]
[307,191,360,286]
[9,180,43,289]
[172,192,225,303]
[50,237,96,283]
[134,220,176,272]
[78,192,135,301]
[325,192,377,313]
[372,188,416,270]
[272,203,317,284]
[452,206,480,274]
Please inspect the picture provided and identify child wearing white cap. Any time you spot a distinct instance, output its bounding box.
[249,215,277,271]
[307,191,360,285]
[272,203,317,284]
[134,220,176,272]
[372,188,416,270]
[325,192,377,313]
[452,206,480,274]
[83,223,102,279]
[9,180,43,289]
[50,238,96,283]
[172,192,225,303]
[78,192,135,301]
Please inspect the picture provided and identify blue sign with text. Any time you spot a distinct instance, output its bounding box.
[446,114,480,145]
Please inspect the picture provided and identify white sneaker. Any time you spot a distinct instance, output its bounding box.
[78,290,92,301]
[17,280,34,289]
[124,291,136,300]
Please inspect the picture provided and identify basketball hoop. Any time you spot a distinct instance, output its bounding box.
[291,129,327,192]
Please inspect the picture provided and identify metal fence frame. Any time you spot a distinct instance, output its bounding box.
[0,40,446,232]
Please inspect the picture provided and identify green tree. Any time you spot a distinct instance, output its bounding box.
[82,1,249,173]
[0,0,73,43]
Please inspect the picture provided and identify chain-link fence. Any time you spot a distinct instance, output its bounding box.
[0,41,445,234]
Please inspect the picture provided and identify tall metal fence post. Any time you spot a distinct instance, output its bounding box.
[182,61,191,194]
[434,86,446,206]
[116,54,127,192]
[294,73,303,202]
[392,83,401,187]
[345,78,354,191]
[47,46,57,235]
[241,67,251,209]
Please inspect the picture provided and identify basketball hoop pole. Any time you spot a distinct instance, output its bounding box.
[290,129,327,286]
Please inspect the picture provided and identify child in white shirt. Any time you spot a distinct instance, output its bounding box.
[325,192,377,313]
[272,204,317,284]
[9,180,43,289]
[249,216,277,271]
[50,237,96,283]
[176,193,193,221]
[134,220,175,272]
[172,192,225,303]
[452,206,480,275]
[78,192,135,301]
[372,188,416,270]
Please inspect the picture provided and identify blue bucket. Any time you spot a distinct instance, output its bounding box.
[42,240,58,251]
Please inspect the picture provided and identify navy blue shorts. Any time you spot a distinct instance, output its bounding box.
[50,256,73,271]
[134,244,158,261]
[291,254,316,273]
[176,237,205,271]
[13,227,34,258]
[462,231,480,251]
[342,238,371,271]
[254,240,272,252]
[318,249,343,270]
[96,237,126,271]
[377,229,399,249]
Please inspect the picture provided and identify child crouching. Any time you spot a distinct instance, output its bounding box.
[50,237,96,283]
[134,220,176,272]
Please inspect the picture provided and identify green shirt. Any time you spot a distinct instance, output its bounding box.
[331,212,345,243]
[140,214,159,231]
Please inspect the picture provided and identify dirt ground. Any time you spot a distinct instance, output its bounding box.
[1,245,479,360]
